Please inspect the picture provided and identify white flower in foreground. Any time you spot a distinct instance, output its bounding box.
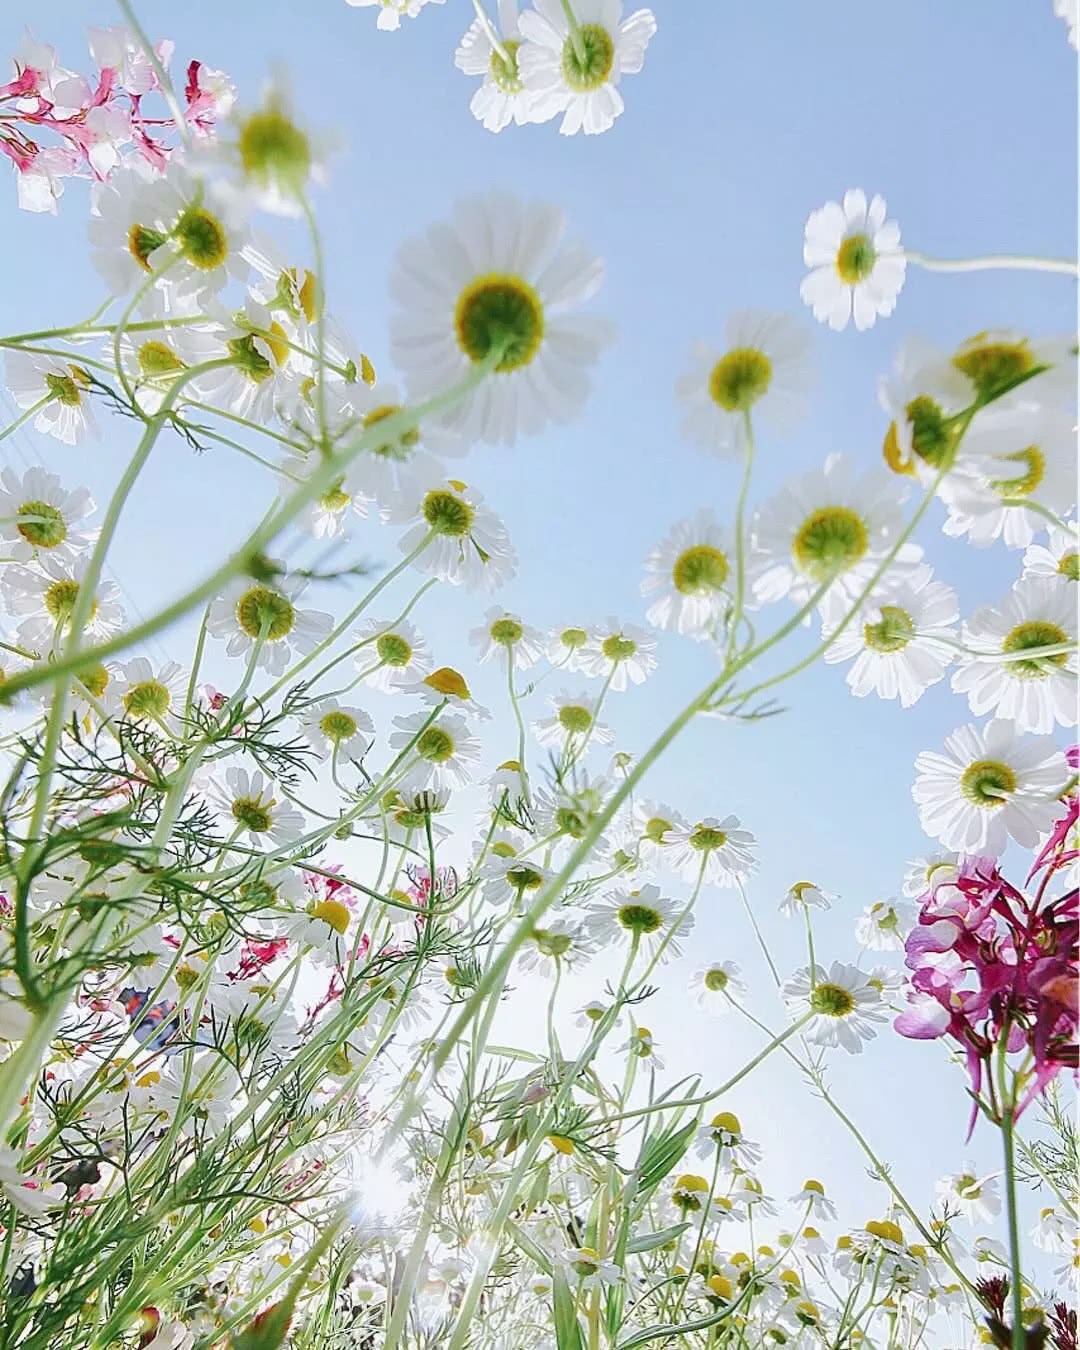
[456,1,534,132]
[519,0,656,136]
[532,690,612,749]
[821,565,958,708]
[877,337,975,481]
[390,193,610,446]
[751,453,911,609]
[390,710,481,791]
[952,577,1077,734]
[2,555,124,653]
[778,880,834,916]
[300,700,375,757]
[193,298,301,423]
[913,719,1067,854]
[580,619,656,690]
[282,896,352,965]
[782,961,887,1053]
[352,617,431,691]
[208,766,306,847]
[345,0,443,31]
[855,899,914,952]
[936,1165,1001,1225]
[110,657,187,724]
[668,816,756,887]
[207,577,333,676]
[642,512,732,638]
[0,467,94,563]
[393,475,516,591]
[690,961,746,1014]
[586,884,691,960]
[5,350,98,444]
[518,917,597,978]
[1023,518,1079,584]
[469,607,544,669]
[677,312,813,457]
[559,1245,621,1287]
[801,189,906,331]
[631,799,689,867]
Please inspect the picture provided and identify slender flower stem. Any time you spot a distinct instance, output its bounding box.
[904,248,1080,278]
[558,0,589,65]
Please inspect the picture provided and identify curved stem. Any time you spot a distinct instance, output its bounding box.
[904,249,1079,278]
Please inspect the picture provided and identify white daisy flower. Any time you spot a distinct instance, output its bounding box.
[800,189,906,332]
[877,337,976,481]
[4,350,98,444]
[901,853,959,899]
[192,298,301,423]
[299,700,375,757]
[667,816,756,887]
[630,799,689,867]
[344,378,446,507]
[546,623,593,672]
[392,475,516,592]
[751,453,911,609]
[389,193,610,446]
[532,689,612,750]
[580,618,656,690]
[206,576,333,676]
[533,770,613,850]
[865,964,906,997]
[940,404,1077,551]
[642,512,733,638]
[821,564,959,708]
[109,657,187,725]
[149,1053,244,1137]
[345,0,444,31]
[116,295,223,416]
[2,555,124,653]
[781,961,887,1054]
[456,0,535,133]
[352,618,431,691]
[278,447,372,540]
[0,466,94,563]
[623,1024,663,1068]
[208,766,306,847]
[693,1111,762,1169]
[480,842,551,908]
[854,899,914,952]
[936,1166,1001,1226]
[676,312,813,458]
[407,666,492,722]
[518,0,655,136]
[951,577,1077,734]
[469,606,545,669]
[1031,1206,1074,1256]
[390,710,481,791]
[558,1245,621,1288]
[950,329,1077,408]
[282,895,352,966]
[690,961,746,1013]
[912,718,1068,854]
[0,1147,64,1218]
[1023,517,1079,585]
[789,1180,837,1222]
[517,916,596,978]
[586,883,691,960]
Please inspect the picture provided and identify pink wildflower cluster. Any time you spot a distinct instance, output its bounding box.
[895,775,1078,1130]
[0,27,233,213]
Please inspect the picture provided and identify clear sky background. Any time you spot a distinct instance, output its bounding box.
[1,0,1076,1304]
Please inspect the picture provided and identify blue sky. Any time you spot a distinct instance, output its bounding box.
[1,0,1075,1281]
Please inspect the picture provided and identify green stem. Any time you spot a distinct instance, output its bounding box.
[904,249,1079,277]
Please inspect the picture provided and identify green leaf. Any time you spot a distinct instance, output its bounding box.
[635,1120,696,1197]
[552,1268,586,1350]
[625,1222,691,1254]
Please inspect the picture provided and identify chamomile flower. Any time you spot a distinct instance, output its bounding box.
[951,577,1078,734]
[116,295,222,416]
[580,619,656,689]
[878,338,976,481]
[559,1246,621,1288]
[2,555,124,653]
[278,448,372,540]
[469,607,544,669]
[751,453,911,609]
[390,710,481,791]
[110,657,187,725]
[790,1180,837,1221]
[1023,518,1079,584]
[0,467,94,563]
[193,298,301,422]
[902,853,959,899]
[346,0,444,31]
[690,961,746,1013]
[800,189,906,332]
[547,623,593,671]
[694,1111,762,1169]
[936,1166,1001,1225]
[586,883,691,960]
[481,847,551,908]
[624,1024,663,1067]
[631,799,689,866]
[676,313,813,458]
[299,701,375,757]
[518,0,656,136]
[208,766,306,847]
[950,329,1077,407]
[283,898,352,966]
[1032,1206,1074,1256]
[352,618,431,691]
[456,0,534,132]
[4,350,97,444]
[346,379,445,507]
[394,475,516,592]
[667,816,756,887]
[207,576,333,676]
[782,961,888,1053]
[532,771,613,853]
[820,565,959,708]
[0,1147,64,1218]
[517,917,596,977]
[914,719,1068,854]
[409,666,492,721]
[532,690,612,749]
[389,193,610,446]
[642,512,733,638]
[854,899,913,952]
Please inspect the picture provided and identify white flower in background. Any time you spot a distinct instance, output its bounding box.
[408,666,492,722]
[518,0,655,136]
[586,884,691,960]
[345,0,444,30]
[877,338,976,480]
[390,710,482,791]
[352,618,431,691]
[149,1054,244,1137]
[5,350,98,444]
[642,512,732,638]
[1032,1206,1074,1256]
[690,961,746,1013]
[206,576,333,676]
[480,842,551,907]
[517,916,596,977]
[0,1147,64,1217]
[631,799,689,867]
[393,475,516,592]
[677,312,813,458]
[913,719,1067,854]
[951,577,1077,734]
[667,815,756,886]
[751,453,911,609]
[116,294,222,416]
[344,378,445,508]
[193,298,301,423]
[821,565,958,708]
[951,329,1078,407]
[854,899,913,952]
[208,766,306,847]
[1024,518,1079,584]
[800,189,906,331]
[624,1024,663,1067]
[902,853,959,899]
[110,657,187,724]
[278,447,372,540]
[1054,0,1080,48]
[693,1111,762,1169]
[547,624,593,672]
[939,403,1077,551]
[865,964,905,997]
[283,893,352,964]
[299,700,375,757]
[559,1245,621,1288]
[456,0,535,132]
[782,961,887,1053]
[0,467,94,563]
[789,1180,837,1221]
[580,619,656,689]
[390,193,610,446]
[936,1166,1001,1226]
[2,555,125,653]
[469,607,544,669]
[532,689,612,750]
